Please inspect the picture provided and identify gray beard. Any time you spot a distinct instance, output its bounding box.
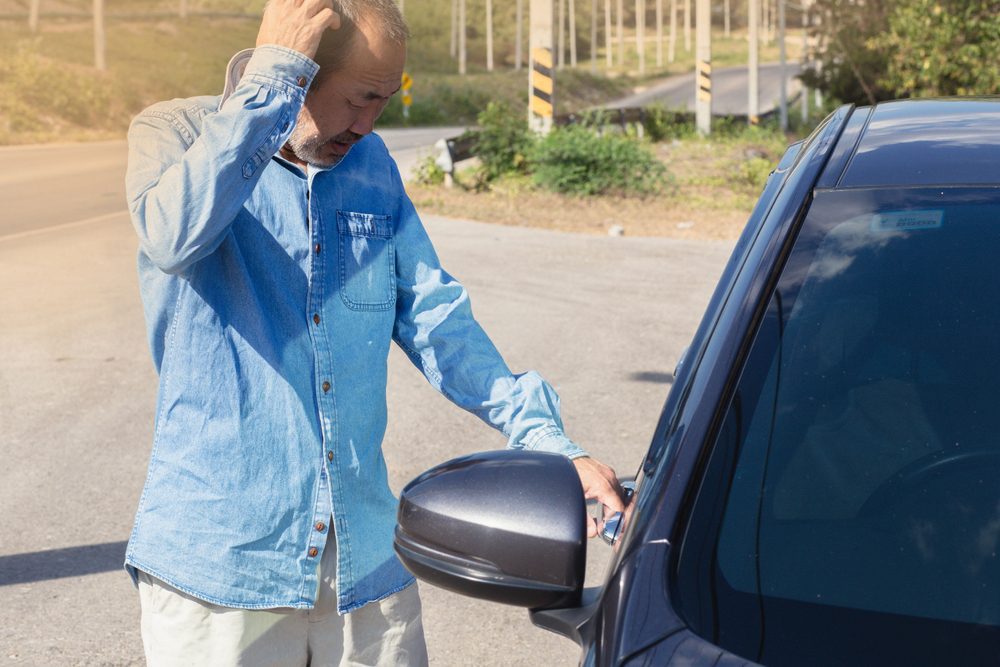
[286,127,344,169]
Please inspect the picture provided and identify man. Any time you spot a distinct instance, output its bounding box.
[124,0,625,664]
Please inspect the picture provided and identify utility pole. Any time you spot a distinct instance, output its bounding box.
[93,0,105,71]
[635,0,644,74]
[179,0,187,19]
[604,0,613,67]
[591,0,598,72]
[748,0,759,126]
[778,0,787,130]
[29,0,40,31]
[486,0,494,71]
[801,0,809,122]
[458,0,466,74]
[668,0,676,62]
[558,0,565,67]
[516,0,524,69]
[569,0,577,66]
[724,0,730,37]
[684,0,691,52]
[529,0,555,134]
[695,0,710,133]
[450,0,458,59]
[656,0,663,67]
[617,0,624,66]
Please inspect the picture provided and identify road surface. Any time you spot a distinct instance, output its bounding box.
[609,62,803,115]
[0,127,464,240]
[0,139,733,665]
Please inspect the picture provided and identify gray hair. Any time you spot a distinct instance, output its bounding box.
[311,0,409,88]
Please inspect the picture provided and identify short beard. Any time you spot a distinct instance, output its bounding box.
[285,125,343,169]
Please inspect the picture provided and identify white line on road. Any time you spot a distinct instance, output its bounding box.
[0,210,126,244]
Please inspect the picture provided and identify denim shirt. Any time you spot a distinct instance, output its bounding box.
[123,45,587,614]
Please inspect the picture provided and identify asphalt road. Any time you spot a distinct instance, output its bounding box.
[609,61,803,114]
[0,138,734,665]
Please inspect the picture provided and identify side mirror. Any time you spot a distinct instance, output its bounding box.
[394,449,587,610]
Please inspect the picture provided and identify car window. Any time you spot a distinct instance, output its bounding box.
[675,188,1000,665]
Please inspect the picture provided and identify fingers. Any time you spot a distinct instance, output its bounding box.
[257,0,341,60]
[573,456,625,512]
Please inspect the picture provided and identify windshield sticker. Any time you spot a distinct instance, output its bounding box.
[871,210,944,233]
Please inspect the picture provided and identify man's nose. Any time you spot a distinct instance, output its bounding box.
[349,106,379,137]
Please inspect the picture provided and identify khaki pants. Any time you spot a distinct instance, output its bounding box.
[137,529,428,667]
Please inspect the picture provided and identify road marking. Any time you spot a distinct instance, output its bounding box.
[0,210,126,244]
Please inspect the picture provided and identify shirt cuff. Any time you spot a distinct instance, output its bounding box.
[521,426,589,460]
[235,45,320,101]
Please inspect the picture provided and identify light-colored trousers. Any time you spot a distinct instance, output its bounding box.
[137,528,428,667]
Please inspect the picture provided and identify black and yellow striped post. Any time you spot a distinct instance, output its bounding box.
[530,47,555,133]
[529,0,555,135]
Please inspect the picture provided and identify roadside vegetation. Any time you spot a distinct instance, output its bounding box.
[408,101,805,240]
[0,0,799,143]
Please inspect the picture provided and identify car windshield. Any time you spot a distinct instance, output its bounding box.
[675,188,1000,665]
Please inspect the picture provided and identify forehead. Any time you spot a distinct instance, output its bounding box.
[328,24,406,98]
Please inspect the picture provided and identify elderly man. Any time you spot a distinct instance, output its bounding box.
[123,0,624,664]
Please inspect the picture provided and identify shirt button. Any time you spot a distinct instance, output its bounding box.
[327,451,334,462]
[314,243,321,255]
[315,521,326,532]
[313,313,320,325]
[296,75,308,87]
[322,381,331,393]
[308,547,319,557]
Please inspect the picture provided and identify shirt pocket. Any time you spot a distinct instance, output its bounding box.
[337,211,396,311]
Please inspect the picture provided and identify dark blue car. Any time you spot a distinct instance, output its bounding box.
[395,100,1000,666]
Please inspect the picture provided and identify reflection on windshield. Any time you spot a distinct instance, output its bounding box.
[679,188,1000,665]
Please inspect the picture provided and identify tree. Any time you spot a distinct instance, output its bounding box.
[800,0,894,105]
[873,0,1000,97]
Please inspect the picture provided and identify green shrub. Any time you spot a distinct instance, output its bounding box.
[642,105,695,142]
[412,154,446,186]
[473,101,534,182]
[530,125,666,197]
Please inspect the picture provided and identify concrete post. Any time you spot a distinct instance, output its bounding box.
[569,0,577,66]
[458,0,467,74]
[778,0,787,131]
[604,0,612,66]
[656,0,663,67]
[636,0,644,74]
[530,0,556,134]
[93,0,106,71]
[516,0,524,69]
[486,0,494,71]
[29,0,40,31]
[748,0,759,126]
[695,0,710,134]
[591,0,598,72]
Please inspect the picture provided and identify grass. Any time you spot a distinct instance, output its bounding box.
[407,120,801,241]
[0,0,807,144]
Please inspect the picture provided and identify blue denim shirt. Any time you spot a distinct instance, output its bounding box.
[123,46,587,613]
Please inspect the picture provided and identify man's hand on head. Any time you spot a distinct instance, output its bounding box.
[257,0,341,61]
[572,456,627,539]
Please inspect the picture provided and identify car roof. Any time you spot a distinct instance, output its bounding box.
[829,98,1000,189]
